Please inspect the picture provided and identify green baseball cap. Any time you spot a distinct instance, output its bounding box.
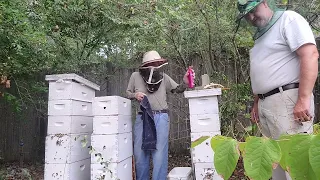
[237,0,263,20]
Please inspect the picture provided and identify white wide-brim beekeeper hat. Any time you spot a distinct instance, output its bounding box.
[141,50,168,67]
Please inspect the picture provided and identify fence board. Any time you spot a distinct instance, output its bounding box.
[1,53,319,161]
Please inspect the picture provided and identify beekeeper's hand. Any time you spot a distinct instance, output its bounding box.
[135,92,146,101]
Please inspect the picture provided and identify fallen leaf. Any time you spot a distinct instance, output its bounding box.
[5,80,10,88]
[0,75,7,84]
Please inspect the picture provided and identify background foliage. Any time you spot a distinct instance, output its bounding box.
[0,0,319,165]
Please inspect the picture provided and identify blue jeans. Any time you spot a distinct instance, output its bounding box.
[134,113,169,180]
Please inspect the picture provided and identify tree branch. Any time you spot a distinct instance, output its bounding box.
[163,29,187,68]
[194,0,214,70]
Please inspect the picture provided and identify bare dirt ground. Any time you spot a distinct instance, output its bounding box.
[0,152,246,180]
[0,162,44,180]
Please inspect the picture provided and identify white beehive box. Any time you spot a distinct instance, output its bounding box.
[191,132,221,163]
[44,158,90,180]
[194,162,223,180]
[190,113,220,133]
[187,97,219,115]
[167,167,193,180]
[91,133,132,163]
[93,115,132,135]
[48,80,96,102]
[47,116,93,135]
[184,89,221,115]
[45,134,90,164]
[48,100,92,116]
[46,74,100,96]
[92,96,131,116]
[91,156,132,180]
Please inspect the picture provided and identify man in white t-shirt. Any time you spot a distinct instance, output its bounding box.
[237,0,319,179]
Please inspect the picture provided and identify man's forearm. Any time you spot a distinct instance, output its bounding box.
[298,50,319,100]
[253,95,259,103]
[126,90,136,100]
[171,83,187,93]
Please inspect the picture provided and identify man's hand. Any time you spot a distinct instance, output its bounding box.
[135,92,146,101]
[294,43,318,124]
[293,97,312,123]
[183,71,189,85]
[251,102,259,123]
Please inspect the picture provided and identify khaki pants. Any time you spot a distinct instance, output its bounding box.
[258,88,314,180]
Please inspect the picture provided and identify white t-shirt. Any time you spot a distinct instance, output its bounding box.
[250,10,317,94]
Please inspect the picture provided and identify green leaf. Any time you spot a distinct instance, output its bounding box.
[210,135,229,150]
[81,136,88,148]
[243,136,281,180]
[244,126,253,132]
[309,134,320,179]
[211,137,240,180]
[238,142,246,155]
[278,135,294,170]
[245,136,255,142]
[287,134,317,180]
[313,123,320,135]
[191,136,210,148]
[89,149,94,155]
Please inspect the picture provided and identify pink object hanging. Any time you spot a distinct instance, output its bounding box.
[187,66,195,88]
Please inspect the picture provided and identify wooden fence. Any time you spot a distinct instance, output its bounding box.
[0,98,46,162]
[0,63,194,162]
[1,51,319,162]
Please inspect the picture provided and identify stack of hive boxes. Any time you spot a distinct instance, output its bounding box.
[44,74,100,180]
[184,88,223,180]
[91,96,133,180]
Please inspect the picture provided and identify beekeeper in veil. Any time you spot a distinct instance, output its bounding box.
[126,50,193,180]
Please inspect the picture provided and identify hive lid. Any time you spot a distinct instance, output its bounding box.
[184,88,221,99]
[45,73,100,91]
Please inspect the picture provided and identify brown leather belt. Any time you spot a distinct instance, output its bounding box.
[258,83,299,99]
[138,109,168,115]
